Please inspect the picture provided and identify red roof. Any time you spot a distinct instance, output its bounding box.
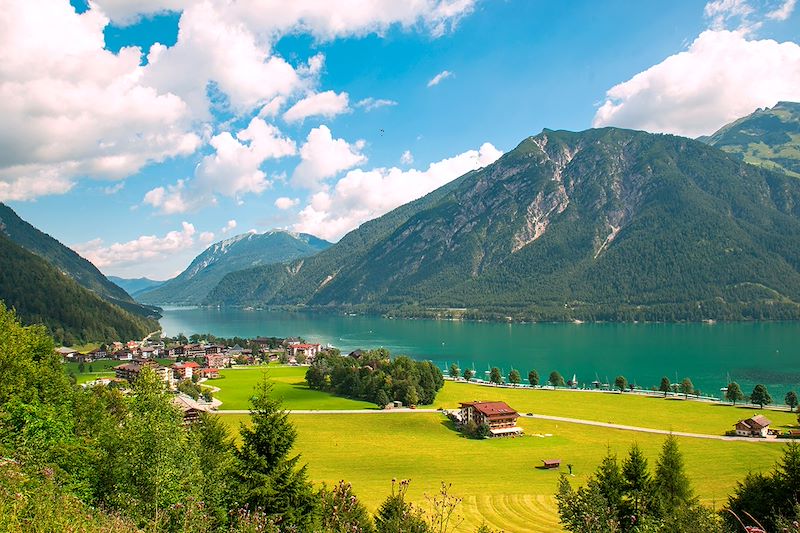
[460,401,519,418]
[292,343,320,349]
[200,368,220,373]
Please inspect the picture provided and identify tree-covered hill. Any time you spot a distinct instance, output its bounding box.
[0,203,160,319]
[0,231,158,344]
[701,101,800,178]
[206,127,800,321]
[137,230,330,305]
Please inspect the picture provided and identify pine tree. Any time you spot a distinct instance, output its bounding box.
[592,448,625,512]
[622,443,652,516]
[654,435,693,512]
[234,376,317,528]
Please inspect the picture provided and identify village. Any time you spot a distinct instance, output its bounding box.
[56,335,327,423]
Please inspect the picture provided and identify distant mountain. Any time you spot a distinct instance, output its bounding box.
[137,231,331,305]
[702,101,800,178]
[0,203,160,319]
[207,127,800,321]
[0,232,159,345]
[108,276,165,298]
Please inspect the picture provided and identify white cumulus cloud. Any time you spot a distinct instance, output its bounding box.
[275,197,300,210]
[427,70,453,87]
[221,219,237,233]
[292,126,366,190]
[283,90,351,123]
[0,0,201,202]
[294,142,503,241]
[73,221,199,269]
[144,118,296,212]
[592,30,800,138]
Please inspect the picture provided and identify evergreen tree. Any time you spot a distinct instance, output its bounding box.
[592,448,625,512]
[234,376,317,529]
[654,435,693,512]
[750,384,772,408]
[614,375,628,392]
[725,382,744,405]
[489,367,502,385]
[528,369,539,387]
[659,377,671,397]
[785,391,798,411]
[508,369,521,386]
[622,443,652,516]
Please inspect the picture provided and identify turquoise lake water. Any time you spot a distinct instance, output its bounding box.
[159,307,800,400]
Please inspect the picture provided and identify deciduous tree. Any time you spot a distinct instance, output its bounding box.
[528,369,539,387]
[614,375,627,392]
[725,382,744,405]
[489,367,502,385]
[549,371,565,388]
[750,384,772,408]
[448,364,460,379]
[785,391,798,412]
[508,369,521,386]
[659,376,671,397]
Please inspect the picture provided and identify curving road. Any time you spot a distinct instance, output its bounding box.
[213,408,789,443]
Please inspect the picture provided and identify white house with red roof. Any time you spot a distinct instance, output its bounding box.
[285,343,321,362]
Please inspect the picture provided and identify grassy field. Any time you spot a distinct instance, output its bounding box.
[218,412,789,533]
[435,381,799,435]
[214,366,375,410]
[212,366,798,434]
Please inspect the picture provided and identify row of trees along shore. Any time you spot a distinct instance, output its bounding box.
[557,437,800,532]
[306,349,444,407]
[447,364,799,409]
[0,301,500,533]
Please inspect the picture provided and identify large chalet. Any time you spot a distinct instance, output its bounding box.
[459,401,523,437]
[734,415,772,438]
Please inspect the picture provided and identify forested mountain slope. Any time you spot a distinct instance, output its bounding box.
[0,203,160,318]
[207,127,800,321]
[137,231,330,305]
[702,101,800,178]
[0,232,159,344]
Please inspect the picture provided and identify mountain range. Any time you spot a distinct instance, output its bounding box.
[108,277,165,298]
[702,101,800,178]
[205,126,800,321]
[136,231,331,305]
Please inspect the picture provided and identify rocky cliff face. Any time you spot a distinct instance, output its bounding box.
[207,127,800,321]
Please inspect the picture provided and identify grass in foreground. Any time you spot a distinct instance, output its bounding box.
[218,412,788,533]
[214,366,374,410]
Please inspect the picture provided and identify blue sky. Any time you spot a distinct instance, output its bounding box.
[3,0,799,279]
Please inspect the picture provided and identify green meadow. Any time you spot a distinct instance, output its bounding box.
[214,366,374,410]
[218,412,789,533]
[210,367,798,531]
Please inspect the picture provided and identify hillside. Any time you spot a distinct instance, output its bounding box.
[207,127,800,321]
[108,276,165,298]
[0,203,160,319]
[137,231,330,305]
[702,101,800,178]
[0,232,159,344]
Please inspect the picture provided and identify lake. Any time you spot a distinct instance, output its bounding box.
[159,307,800,401]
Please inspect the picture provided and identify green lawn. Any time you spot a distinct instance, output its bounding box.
[213,366,374,410]
[435,382,798,435]
[218,412,789,533]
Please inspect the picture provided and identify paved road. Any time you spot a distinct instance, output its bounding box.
[214,408,789,443]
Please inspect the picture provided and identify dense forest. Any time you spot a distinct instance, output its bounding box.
[0,234,157,344]
[0,202,159,319]
[206,128,800,322]
[305,349,445,407]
